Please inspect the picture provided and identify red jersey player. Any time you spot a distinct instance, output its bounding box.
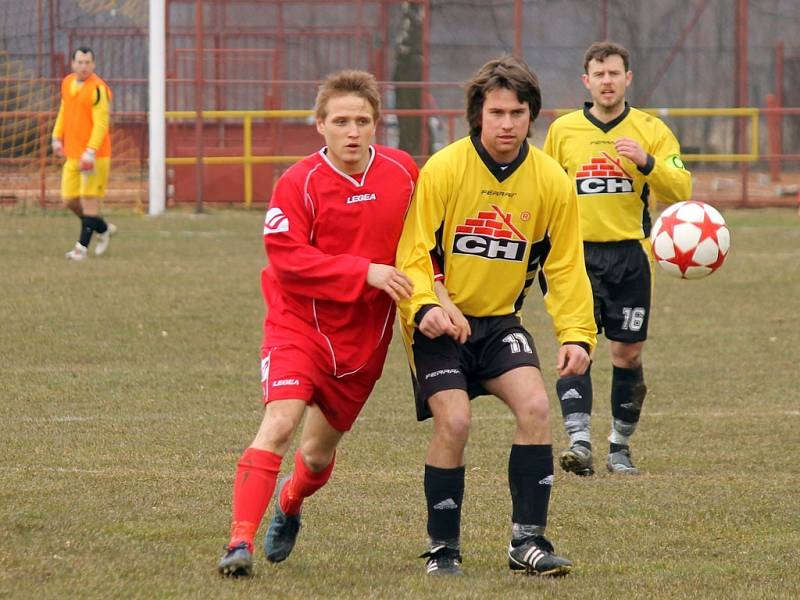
[218,70,418,577]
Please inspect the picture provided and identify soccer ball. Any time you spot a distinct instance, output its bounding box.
[650,201,730,279]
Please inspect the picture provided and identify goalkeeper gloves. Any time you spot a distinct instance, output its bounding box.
[51,138,64,157]
[79,148,96,172]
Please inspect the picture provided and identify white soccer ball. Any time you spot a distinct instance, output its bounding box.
[650,201,730,279]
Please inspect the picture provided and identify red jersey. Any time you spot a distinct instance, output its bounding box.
[261,144,418,377]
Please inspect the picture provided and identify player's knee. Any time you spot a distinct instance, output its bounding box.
[299,449,334,473]
[255,411,298,448]
[611,344,643,369]
[435,412,471,445]
[516,394,550,426]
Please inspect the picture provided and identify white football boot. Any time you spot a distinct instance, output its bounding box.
[65,243,88,261]
[94,222,117,256]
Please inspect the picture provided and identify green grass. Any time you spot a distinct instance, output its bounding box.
[1,207,798,599]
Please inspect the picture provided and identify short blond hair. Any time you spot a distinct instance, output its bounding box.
[314,70,381,121]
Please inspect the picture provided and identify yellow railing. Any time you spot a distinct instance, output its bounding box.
[551,107,760,162]
[642,107,759,162]
[165,110,313,207]
[166,108,762,206]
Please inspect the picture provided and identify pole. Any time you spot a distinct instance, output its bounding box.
[148,0,166,215]
[766,94,780,182]
[514,0,522,58]
[775,41,784,179]
[735,0,748,207]
[194,0,205,213]
[600,0,608,40]
[421,0,430,155]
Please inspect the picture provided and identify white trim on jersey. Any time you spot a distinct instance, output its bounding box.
[317,145,376,187]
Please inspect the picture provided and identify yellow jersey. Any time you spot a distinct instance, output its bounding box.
[396,136,596,351]
[543,103,691,242]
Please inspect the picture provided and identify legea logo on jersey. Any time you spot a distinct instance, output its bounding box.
[452,204,527,261]
[346,192,377,204]
[576,152,634,195]
[264,207,289,234]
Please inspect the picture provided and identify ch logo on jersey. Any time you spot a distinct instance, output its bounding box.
[452,204,528,261]
[576,152,634,195]
[264,207,289,235]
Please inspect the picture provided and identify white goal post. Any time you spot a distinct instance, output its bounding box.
[148,0,166,215]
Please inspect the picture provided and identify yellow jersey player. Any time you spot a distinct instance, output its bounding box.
[52,47,116,261]
[543,41,692,476]
[396,56,596,577]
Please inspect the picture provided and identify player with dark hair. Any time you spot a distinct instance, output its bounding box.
[217,69,418,577]
[52,46,116,260]
[543,41,691,476]
[396,56,596,577]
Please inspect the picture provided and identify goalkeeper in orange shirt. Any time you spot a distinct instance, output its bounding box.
[52,47,116,261]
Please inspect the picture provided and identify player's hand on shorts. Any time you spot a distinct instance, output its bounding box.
[614,137,647,168]
[367,263,413,302]
[556,343,590,377]
[79,148,96,171]
[433,281,470,343]
[51,138,64,158]
[418,306,459,340]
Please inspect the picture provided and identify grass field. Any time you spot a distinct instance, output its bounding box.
[1,207,798,599]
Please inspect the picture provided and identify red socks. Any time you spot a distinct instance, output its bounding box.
[229,447,282,551]
[279,449,336,516]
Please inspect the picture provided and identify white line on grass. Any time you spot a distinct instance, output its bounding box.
[5,409,799,425]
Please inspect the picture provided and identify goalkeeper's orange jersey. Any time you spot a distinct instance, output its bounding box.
[53,73,112,160]
[396,135,596,352]
[543,103,691,242]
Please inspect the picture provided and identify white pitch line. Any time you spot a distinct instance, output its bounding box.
[0,465,229,479]
[4,409,798,426]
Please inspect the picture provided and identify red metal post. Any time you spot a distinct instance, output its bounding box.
[421,0,430,155]
[599,0,608,40]
[356,0,364,69]
[376,0,388,81]
[276,1,284,106]
[766,94,780,182]
[775,41,784,179]
[38,114,47,208]
[48,0,57,78]
[37,0,43,77]
[214,0,222,111]
[194,0,205,212]
[735,0,748,207]
[165,0,172,109]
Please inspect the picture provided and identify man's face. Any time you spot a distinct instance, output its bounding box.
[316,94,376,175]
[71,50,95,81]
[479,87,530,164]
[582,54,631,112]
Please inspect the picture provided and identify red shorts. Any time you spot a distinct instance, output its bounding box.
[260,343,389,432]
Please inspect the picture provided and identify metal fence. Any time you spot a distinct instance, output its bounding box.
[1,0,798,208]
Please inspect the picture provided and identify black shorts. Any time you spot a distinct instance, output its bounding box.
[584,240,652,343]
[411,314,540,421]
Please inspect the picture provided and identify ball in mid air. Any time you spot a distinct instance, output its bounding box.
[650,201,730,279]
